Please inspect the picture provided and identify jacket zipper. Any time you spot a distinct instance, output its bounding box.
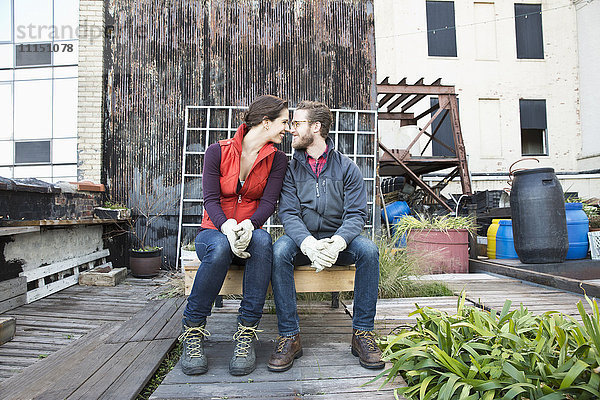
[233,146,274,219]
[233,194,242,217]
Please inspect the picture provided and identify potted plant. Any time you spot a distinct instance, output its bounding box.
[125,173,178,278]
[180,242,197,261]
[393,213,477,274]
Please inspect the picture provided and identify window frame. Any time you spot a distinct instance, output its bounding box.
[514,3,544,60]
[519,99,548,156]
[426,0,458,58]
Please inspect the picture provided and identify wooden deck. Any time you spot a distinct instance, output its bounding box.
[151,301,403,400]
[365,273,598,335]
[1,272,598,400]
[0,273,185,400]
[153,273,599,400]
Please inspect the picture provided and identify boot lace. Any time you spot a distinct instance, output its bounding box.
[355,330,378,351]
[232,323,263,358]
[178,325,210,358]
[275,336,293,353]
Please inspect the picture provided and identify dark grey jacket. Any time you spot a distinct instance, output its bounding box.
[278,137,368,247]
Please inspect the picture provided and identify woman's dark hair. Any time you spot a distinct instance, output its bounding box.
[243,95,288,127]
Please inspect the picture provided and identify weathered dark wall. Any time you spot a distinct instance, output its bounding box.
[103,0,376,268]
[0,178,103,222]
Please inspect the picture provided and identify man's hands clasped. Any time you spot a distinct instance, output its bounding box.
[300,235,347,273]
[220,218,254,259]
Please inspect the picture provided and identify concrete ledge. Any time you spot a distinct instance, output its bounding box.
[79,267,127,287]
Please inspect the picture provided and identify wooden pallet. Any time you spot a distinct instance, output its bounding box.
[183,259,356,296]
[0,277,27,314]
[20,249,111,303]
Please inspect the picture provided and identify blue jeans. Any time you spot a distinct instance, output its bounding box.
[271,234,379,335]
[183,228,273,326]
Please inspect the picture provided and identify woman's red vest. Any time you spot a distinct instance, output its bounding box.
[200,124,276,230]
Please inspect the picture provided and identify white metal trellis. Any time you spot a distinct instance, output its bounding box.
[176,106,378,271]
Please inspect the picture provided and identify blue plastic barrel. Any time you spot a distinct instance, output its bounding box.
[382,201,410,224]
[565,203,589,259]
[496,220,518,259]
[392,216,407,247]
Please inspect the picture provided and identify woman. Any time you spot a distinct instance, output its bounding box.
[180,95,289,377]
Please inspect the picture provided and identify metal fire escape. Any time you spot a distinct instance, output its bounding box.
[377,77,472,212]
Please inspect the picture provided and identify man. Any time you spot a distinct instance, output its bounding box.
[268,100,383,372]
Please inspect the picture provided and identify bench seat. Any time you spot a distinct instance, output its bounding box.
[183,259,356,296]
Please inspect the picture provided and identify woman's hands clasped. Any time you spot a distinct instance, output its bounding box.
[220,219,254,259]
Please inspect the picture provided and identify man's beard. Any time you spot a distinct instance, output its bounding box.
[292,133,314,150]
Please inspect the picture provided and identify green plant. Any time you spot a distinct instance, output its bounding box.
[371,292,600,399]
[377,234,453,299]
[565,197,600,220]
[590,215,600,229]
[136,342,182,400]
[103,201,128,209]
[393,213,478,240]
[181,242,195,251]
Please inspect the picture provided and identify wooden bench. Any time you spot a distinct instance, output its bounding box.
[183,259,356,308]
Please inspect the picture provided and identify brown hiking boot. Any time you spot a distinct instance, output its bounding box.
[267,334,303,372]
[351,329,385,369]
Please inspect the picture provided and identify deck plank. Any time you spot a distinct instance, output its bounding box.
[65,341,152,400]
[0,273,172,384]
[105,300,165,344]
[99,339,174,400]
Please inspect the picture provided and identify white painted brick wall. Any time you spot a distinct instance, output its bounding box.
[374,0,599,197]
[77,0,104,184]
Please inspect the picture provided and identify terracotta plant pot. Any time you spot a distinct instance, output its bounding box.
[129,248,162,278]
[406,229,469,274]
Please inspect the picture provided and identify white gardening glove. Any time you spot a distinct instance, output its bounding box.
[300,236,320,263]
[311,258,330,273]
[313,238,337,270]
[300,236,334,273]
[234,219,254,251]
[221,219,250,259]
[318,235,347,266]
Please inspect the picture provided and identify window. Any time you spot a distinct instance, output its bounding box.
[0,0,79,183]
[515,4,544,59]
[15,140,51,164]
[15,42,52,66]
[14,80,52,139]
[430,97,458,156]
[0,0,12,42]
[426,1,457,57]
[519,99,547,156]
[0,83,12,140]
[14,0,53,43]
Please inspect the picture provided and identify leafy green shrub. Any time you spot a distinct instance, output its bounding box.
[372,293,600,399]
[392,214,478,239]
